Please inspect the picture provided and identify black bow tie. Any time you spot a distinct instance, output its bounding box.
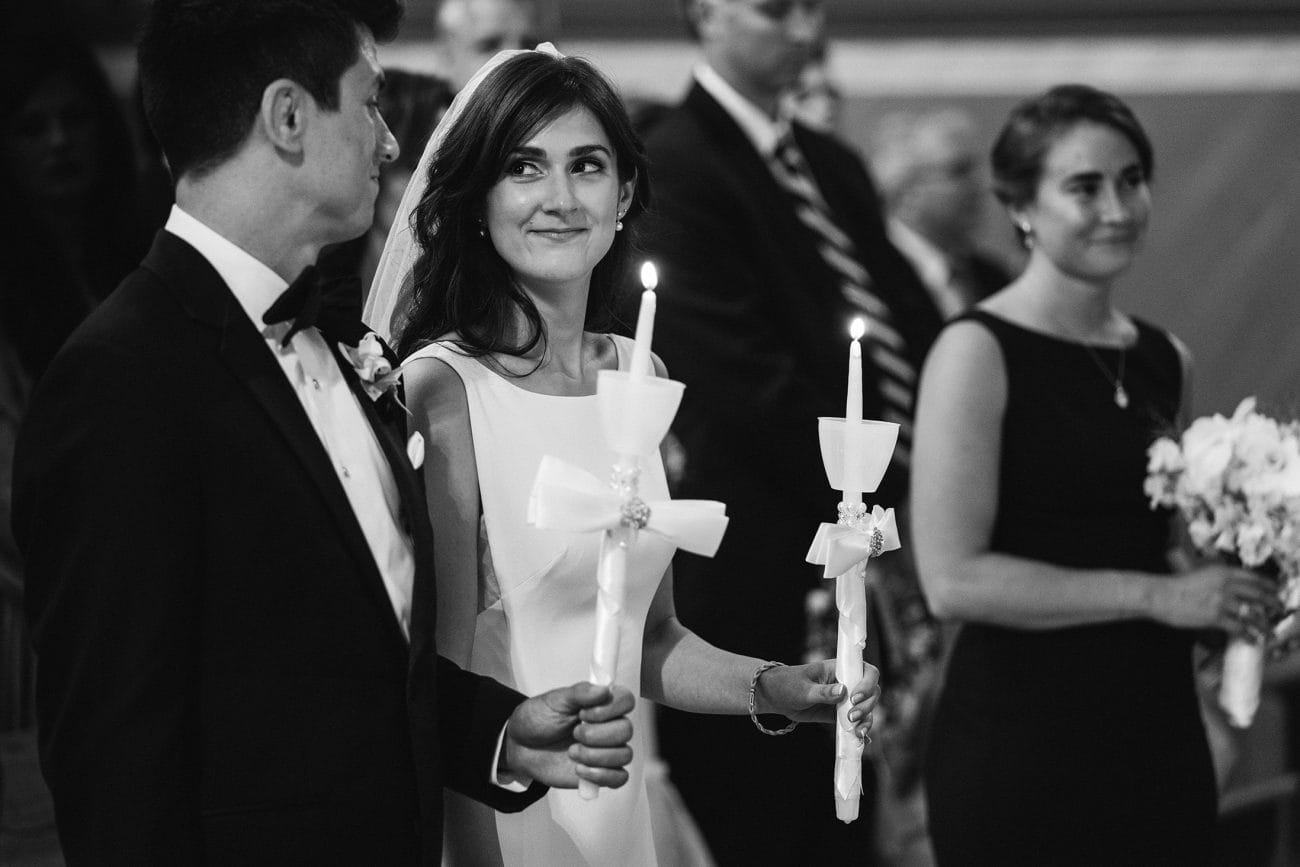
[262,265,368,348]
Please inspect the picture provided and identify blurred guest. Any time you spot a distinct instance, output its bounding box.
[869,109,1013,320]
[636,0,941,862]
[431,0,552,92]
[780,39,842,135]
[0,331,30,825]
[913,84,1275,865]
[0,34,146,838]
[320,68,453,308]
[0,35,149,383]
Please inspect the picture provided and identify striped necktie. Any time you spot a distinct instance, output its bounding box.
[769,128,916,466]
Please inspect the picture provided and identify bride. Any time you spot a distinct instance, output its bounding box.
[365,47,879,866]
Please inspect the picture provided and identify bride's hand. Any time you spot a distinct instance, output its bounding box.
[754,660,880,738]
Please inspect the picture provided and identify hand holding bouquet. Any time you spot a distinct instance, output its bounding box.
[1145,397,1300,726]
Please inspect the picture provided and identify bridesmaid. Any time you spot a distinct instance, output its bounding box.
[911,84,1277,865]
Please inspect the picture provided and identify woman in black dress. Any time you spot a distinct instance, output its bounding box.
[912,85,1278,865]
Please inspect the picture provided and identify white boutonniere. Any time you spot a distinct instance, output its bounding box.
[341,332,402,402]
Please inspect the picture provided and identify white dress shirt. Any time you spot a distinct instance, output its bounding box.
[165,205,415,640]
[694,63,785,158]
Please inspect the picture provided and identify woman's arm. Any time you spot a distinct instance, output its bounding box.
[638,353,878,733]
[911,321,1272,632]
[404,355,481,668]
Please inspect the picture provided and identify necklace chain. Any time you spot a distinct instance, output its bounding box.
[1047,312,1131,409]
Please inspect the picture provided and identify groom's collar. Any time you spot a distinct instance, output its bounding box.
[165,205,288,333]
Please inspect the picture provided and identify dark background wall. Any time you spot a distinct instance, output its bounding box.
[10,0,1300,417]
[9,0,1300,41]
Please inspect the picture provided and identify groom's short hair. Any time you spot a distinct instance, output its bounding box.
[138,0,403,181]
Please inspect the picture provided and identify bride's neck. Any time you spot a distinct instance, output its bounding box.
[513,284,590,375]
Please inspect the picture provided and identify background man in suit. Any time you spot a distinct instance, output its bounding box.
[636,0,943,861]
[869,107,1015,318]
[12,1,634,863]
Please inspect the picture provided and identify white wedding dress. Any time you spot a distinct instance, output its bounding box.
[414,334,670,866]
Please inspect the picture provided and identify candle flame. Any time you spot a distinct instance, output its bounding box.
[640,261,659,291]
[849,318,865,341]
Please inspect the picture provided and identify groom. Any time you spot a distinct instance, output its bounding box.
[12,1,634,864]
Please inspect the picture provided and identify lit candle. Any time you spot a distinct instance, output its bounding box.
[842,318,865,505]
[630,262,658,379]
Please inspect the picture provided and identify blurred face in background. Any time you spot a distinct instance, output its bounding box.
[900,125,985,250]
[781,57,841,133]
[1015,120,1151,285]
[3,70,100,207]
[697,0,825,109]
[437,0,539,92]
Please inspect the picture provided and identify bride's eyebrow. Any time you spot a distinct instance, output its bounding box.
[506,144,611,159]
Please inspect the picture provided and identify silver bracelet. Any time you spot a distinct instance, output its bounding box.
[748,660,798,736]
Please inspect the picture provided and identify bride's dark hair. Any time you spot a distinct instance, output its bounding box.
[396,52,651,363]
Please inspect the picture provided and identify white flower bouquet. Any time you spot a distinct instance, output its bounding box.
[1145,397,1300,726]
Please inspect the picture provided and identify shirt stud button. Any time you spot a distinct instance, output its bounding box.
[312,378,321,390]
[341,466,351,478]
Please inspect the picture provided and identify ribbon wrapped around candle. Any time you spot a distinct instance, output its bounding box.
[528,456,729,556]
[805,503,900,819]
[806,506,901,578]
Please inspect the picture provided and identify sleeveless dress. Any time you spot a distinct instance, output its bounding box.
[412,335,670,866]
[923,311,1216,866]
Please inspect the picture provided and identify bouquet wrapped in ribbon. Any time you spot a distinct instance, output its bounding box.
[1145,397,1300,727]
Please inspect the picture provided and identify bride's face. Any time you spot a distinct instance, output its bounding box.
[484,105,633,299]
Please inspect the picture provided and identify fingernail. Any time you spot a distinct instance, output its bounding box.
[848,709,860,722]
[851,692,865,704]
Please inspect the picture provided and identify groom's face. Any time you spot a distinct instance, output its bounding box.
[301,29,399,244]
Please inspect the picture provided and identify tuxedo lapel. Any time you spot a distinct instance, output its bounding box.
[331,343,427,549]
[331,346,440,658]
[142,232,410,646]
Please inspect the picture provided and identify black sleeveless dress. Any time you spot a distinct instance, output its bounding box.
[923,311,1216,866]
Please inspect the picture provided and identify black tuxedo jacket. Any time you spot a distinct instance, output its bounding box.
[637,82,942,659]
[12,231,542,865]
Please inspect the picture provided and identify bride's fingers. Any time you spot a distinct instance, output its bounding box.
[847,685,881,717]
[817,682,847,704]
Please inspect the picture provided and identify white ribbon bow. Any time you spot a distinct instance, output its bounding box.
[527,456,729,557]
[805,506,901,578]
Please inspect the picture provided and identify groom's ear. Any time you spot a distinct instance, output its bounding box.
[260,78,309,156]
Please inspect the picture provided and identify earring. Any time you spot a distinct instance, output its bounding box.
[1016,221,1033,249]
[615,212,625,232]
[477,221,486,238]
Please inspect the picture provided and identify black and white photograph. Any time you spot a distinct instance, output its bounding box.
[3,1,1299,864]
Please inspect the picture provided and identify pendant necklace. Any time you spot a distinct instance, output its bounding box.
[1049,312,1131,409]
